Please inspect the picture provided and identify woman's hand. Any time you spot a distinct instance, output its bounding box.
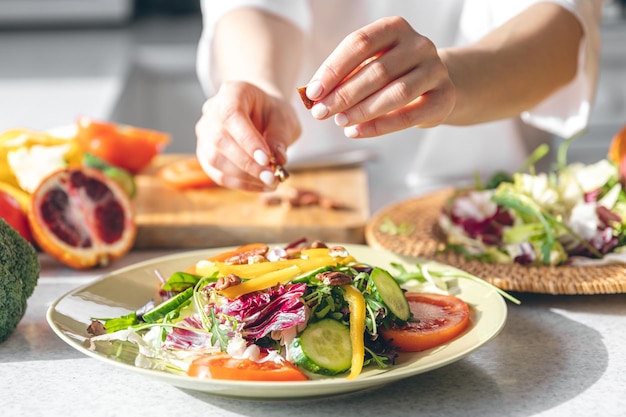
[303,16,456,138]
[195,81,301,192]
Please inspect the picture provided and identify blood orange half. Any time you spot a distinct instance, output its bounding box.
[28,167,136,269]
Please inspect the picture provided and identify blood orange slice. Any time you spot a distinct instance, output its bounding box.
[28,167,136,269]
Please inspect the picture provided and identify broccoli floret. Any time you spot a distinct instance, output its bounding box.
[0,218,40,343]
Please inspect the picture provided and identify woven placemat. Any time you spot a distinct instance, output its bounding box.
[365,187,626,295]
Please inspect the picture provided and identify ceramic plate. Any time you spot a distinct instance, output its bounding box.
[47,244,507,400]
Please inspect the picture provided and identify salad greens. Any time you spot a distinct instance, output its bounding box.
[86,241,513,380]
[439,141,626,266]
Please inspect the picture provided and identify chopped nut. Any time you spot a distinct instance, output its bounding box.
[87,320,107,336]
[224,248,269,265]
[329,246,349,258]
[317,271,352,286]
[247,254,267,264]
[288,189,319,207]
[297,86,315,110]
[215,274,242,291]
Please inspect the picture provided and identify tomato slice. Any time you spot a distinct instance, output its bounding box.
[156,157,217,190]
[188,354,309,381]
[380,292,470,352]
[0,188,33,243]
[76,116,170,174]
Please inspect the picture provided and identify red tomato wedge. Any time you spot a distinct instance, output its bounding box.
[76,116,170,174]
[188,354,309,381]
[156,157,217,190]
[381,292,470,352]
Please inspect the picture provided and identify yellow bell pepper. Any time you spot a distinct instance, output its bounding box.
[341,284,366,379]
[215,258,303,277]
[218,265,302,299]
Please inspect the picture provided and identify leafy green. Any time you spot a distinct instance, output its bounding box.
[378,216,415,236]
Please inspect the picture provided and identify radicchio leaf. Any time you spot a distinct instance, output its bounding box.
[219,283,307,340]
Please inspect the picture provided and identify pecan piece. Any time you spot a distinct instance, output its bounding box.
[224,248,269,265]
[269,157,290,183]
[297,85,315,110]
[87,320,107,336]
[328,245,349,258]
[317,271,352,286]
[215,274,242,291]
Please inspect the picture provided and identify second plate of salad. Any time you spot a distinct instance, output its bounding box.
[47,243,507,400]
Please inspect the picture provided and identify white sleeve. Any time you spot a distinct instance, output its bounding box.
[196,0,311,97]
[459,0,603,139]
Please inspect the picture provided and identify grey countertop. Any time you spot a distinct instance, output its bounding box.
[2,12,626,417]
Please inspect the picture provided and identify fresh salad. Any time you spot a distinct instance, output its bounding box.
[438,141,626,267]
[86,239,514,382]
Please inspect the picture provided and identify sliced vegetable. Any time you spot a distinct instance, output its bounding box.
[370,267,410,321]
[381,292,470,352]
[217,265,301,299]
[289,318,352,376]
[157,156,217,190]
[188,353,309,381]
[141,286,194,323]
[342,284,366,379]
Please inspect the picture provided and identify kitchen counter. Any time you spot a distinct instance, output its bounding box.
[3,11,626,417]
[2,250,626,417]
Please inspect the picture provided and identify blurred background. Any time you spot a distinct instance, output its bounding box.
[0,0,624,160]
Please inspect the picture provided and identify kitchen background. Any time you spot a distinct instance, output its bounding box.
[0,0,625,162]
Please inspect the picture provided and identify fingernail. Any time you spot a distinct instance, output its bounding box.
[344,125,359,138]
[335,112,349,127]
[260,170,276,186]
[311,103,329,119]
[306,80,323,100]
[254,149,269,166]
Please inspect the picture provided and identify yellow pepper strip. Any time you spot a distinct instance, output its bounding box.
[218,265,302,299]
[215,255,348,280]
[301,247,332,258]
[215,258,302,277]
[341,284,366,380]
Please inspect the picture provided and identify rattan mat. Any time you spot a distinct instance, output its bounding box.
[365,188,626,295]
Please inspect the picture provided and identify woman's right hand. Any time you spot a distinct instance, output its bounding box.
[195,81,301,192]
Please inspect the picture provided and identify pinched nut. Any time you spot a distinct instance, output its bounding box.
[269,157,290,183]
[329,246,349,258]
[317,271,352,286]
[215,274,242,291]
[224,248,269,265]
[297,86,315,110]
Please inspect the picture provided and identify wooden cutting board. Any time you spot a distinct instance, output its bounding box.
[131,155,370,248]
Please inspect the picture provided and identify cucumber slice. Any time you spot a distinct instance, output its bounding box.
[370,267,410,321]
[289,319,352,375]
[141,286,194,323]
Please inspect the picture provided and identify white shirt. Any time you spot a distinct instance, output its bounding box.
[197,0,602,208]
